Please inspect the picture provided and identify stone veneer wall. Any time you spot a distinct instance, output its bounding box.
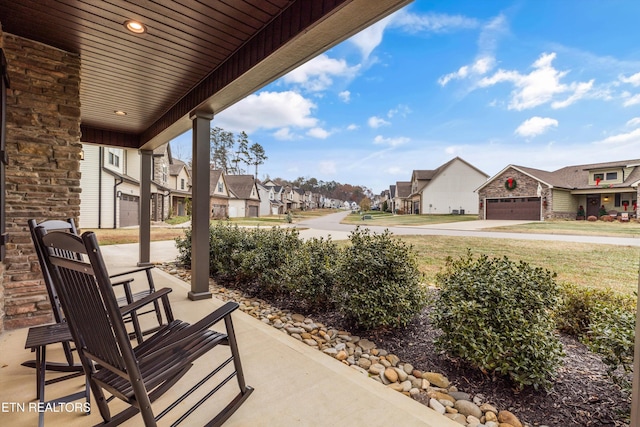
[478,168,550,220]
[1,33,81,331]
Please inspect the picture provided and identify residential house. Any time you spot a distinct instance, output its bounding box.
[260,181,286,215]
[408,157,489,215]
[150,144,172,222]
[226,175,261,218]
[389,185,397,213]
[80,145,141,228]
[209,169,230,219]
[477,159,640,221]
[80,143,188,228]
[394,182,412,214]
[169,158,191,217]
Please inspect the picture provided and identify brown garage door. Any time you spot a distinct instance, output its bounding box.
[119,194,139,227]
[248,205,258,217]
[486,197,541,220]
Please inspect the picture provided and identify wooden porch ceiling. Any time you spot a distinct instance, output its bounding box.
[0,0,412,150]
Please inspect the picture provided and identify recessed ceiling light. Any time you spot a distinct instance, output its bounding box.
[124,20,147,34]
[114,110,127,116]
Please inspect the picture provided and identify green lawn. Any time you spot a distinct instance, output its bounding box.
[484,219,640,238]
[396,235,640,297]
[342,211,478,226]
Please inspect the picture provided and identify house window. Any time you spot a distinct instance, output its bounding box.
[162,163,168,183]
[180,178,185,190]
[615,193,621,207]
[218,182,223,192]
[606,172,617,180]
[108,152,120,167]
[593,173,604,181]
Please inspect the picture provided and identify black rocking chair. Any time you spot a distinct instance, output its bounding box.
[35,227,253,426]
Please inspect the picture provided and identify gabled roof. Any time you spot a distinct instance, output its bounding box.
[411,157,489,196]
[225,175,259,200]
[209,169,229,198]
[478,159,640,192]
[395,181,411,198]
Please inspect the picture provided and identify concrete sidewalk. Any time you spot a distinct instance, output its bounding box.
[0,241,458,427]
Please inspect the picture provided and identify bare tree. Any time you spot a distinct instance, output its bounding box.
[248,142,267,178]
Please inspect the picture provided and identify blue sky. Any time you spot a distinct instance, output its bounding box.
[170,0,640,194]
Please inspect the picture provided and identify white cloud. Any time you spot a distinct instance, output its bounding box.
[283,54,360,92]
[620,72,640,87]
[595,128,640,145]
[307,127,331,139]
[626,117,640,127]
[373,135,410,147]
[349,9,479,61]
[623,93,640,107]
[339,90,351,103]
[273,127,295,140]
[387,104,411,118]
[347,124,359,131]
[217,91,317,132]
[390,9,479,33]
[368,116,391,128]
[437,15,505,86]
[477,52,593,110]
[515,116,559,138]
[551,80,594,109]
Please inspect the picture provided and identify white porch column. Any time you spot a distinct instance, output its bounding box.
[138,149,152,266]
[188,110,213,300]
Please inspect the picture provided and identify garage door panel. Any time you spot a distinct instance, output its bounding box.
[120,194,139,227]
[486,197,540,220]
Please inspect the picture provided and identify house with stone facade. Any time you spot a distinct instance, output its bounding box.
[408,157,488,215]
[477,159,640,220]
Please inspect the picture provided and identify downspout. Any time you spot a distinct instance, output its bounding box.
[114,177,124,228]
[98,148,103,228]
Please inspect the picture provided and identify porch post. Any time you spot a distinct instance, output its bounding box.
[138,149,152,266]
[188,110,213,300]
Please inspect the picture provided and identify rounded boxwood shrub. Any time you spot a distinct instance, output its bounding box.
[431,251,564,390]
[586,303,635,390]
[555,282,634,338]
[335,227,427,330]
[235,226,301,294]
[284,237,339,310]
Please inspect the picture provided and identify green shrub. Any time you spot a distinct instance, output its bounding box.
[335,227,427,330]
[175,226,193,267]
[586,304,635,390]
[235,227,301,293]
[431,251,564,390]
[284,237,339,310]
[556,283,634,337]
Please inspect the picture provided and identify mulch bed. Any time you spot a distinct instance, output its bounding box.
[248,288,632,427]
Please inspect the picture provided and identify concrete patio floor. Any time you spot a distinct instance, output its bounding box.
[0,243,458,427]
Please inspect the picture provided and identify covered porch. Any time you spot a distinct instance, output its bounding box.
[0,242,456,426]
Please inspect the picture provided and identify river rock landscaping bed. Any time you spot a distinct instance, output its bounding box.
[160,263,630,427]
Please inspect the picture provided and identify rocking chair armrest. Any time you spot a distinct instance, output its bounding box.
[109,265,155,279]
[119,287,173,317]
[136,302,239,362]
